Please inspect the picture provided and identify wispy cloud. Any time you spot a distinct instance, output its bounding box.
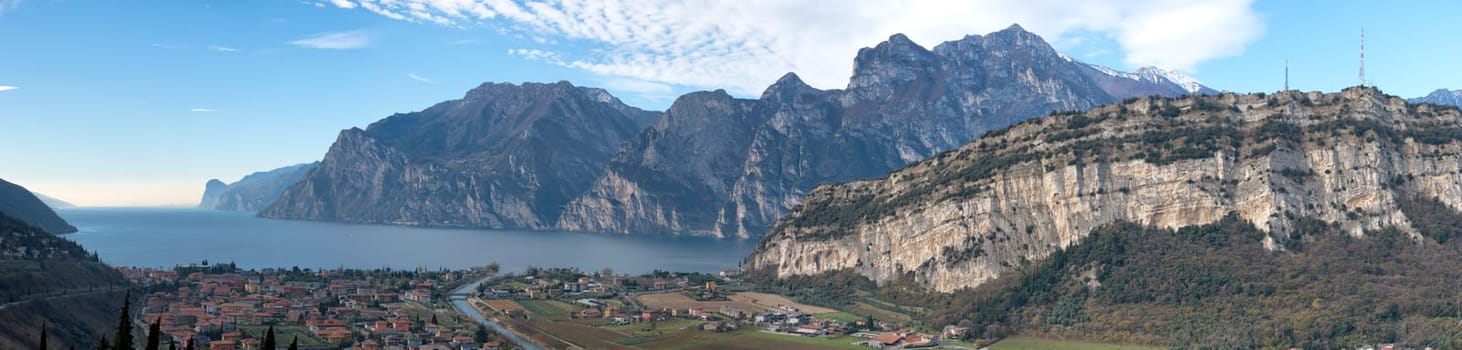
[289,30,372,50]
[209,45,240,52]
[0,85,17,92]
[190,108,218,113]
[0,0,20,16]
[320,0,1262,95]
[407,73,435,84]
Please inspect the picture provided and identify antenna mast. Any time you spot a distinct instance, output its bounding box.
[1359,28,1366,87]
[1284,59,1289,91]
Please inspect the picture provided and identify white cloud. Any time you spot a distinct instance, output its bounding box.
[407,73,435,84]
[209,45,240,52]
[289,30,372,49]
[0,85,17,92]
[323,0,1262,95]
[190,108,218,113]
[325,0,356,9]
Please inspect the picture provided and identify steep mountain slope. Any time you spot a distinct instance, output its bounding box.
[260,82,660,228]
[1409,88,1462,106]
[561,25,1213,238]
[748,87,1462,292]
[0,213,128,350]
[199,162,318,212]
[0,178,77,234]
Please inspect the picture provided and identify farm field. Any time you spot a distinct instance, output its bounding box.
[636,291,836,314]
[989,337,1165,350]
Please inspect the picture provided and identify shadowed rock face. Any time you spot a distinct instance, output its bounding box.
[259,81,660,229]
[0,178,76,234]
[199,162,318,213]
[747,87,1462,292]
[560,24,1204,238]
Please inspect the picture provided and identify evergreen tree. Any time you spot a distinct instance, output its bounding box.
[183,338,194,350]
[474,324,489,343]
[39,321,48,350]
[112,291,134,350]
[287,336,298,350]
[261,325,276,350]
[167,340,176,350]
[96,335,110,350]
[431,314,438,325]
[144,317,161,350]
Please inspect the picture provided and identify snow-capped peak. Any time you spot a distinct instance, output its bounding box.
[1135,66,1205,94]
[1088,64,1141,81]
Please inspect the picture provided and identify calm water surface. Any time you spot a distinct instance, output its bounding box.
[59,208,754,274]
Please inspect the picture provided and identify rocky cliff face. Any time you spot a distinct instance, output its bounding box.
[260,81,659,228]
[559,25,1212,238]
[747,87,1462,292]
[0,178,77,234]
[199,162,318,212]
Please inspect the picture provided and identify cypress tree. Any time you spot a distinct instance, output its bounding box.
[96,335,110,350]
[261,325,276,350]
[287,336,298,350]
[167,340,176,350]
[39,321,48,350]
[144,317,161,350]
[112,291,134,350]
[183,338,194,350]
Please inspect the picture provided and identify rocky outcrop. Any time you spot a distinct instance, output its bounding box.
[259,81,659,229]
[199,162,318,212]
[0,178,77,234]
[747,87,1462,292]
[559,24,1213,238]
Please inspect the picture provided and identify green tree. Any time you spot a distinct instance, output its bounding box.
[113,291,135,350]
[287,336,298,350]
[485,262,501,275]
[261,326,277,350]
[144,317,161,350]
[39,321,48,350]
[474,325,490,343]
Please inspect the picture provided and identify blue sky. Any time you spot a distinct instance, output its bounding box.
[0,0,1457,206]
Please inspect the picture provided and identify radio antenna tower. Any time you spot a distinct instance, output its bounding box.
[1284,59,1289,91]
[1359,28,1366,87]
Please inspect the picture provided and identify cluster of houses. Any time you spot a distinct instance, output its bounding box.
[119,266,509,350]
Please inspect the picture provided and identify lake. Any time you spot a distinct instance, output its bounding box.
[57,208,755,274]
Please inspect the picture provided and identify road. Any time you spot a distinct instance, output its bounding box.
[0,285,128,311]
[449,275,546,350]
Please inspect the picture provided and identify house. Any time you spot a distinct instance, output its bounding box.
[580,308,603,318]
[870,332,904,347]
[403,289,433,303]
[794,324,827,336]
[719,268,742,278]
[208,340,236,350]
[942,326,970,339]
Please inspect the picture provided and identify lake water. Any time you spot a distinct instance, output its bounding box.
[57,208,755,274]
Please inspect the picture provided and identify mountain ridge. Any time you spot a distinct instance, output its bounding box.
[746,86,1462,292]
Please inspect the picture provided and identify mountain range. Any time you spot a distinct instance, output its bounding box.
[199,162,319,212]
[1408,88,1462,106]
[248,24,1217,236]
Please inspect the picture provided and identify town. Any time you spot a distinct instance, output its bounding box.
[118,263,964,350]
[119,262,516,350]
